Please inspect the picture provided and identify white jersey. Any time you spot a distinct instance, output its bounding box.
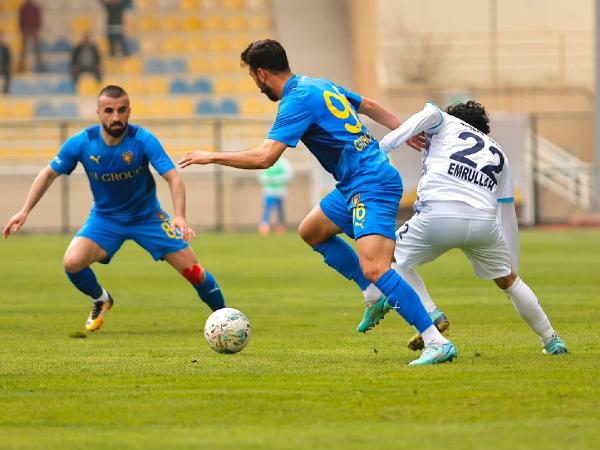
[380,102,514,219]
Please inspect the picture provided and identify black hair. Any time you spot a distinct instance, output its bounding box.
[445,101,490,134]
[240,39,290,73]
[98,85,128,99]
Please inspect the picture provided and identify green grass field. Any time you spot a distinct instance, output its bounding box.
[1,230,599,450]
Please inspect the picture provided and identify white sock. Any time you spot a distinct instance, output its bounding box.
[363,283,383,305]
[422,324,449,346]
[504,276,556,343]
[393,264,438,313]
[94,288,109,303]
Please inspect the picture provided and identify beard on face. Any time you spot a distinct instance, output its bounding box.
[103,121,127,138]
[258,81,279,102]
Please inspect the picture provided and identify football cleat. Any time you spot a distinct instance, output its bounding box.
[407,308,450,351]
[542,336,568,355]
[408,341,457,366]
[357,295,391,333]
[85,293,114,332]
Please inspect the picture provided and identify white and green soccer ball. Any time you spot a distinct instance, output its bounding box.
[204,308,251,354]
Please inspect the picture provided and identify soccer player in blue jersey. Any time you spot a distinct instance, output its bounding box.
[178,39,456,365]
[3,85,226,332]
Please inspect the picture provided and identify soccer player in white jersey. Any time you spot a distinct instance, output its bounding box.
[365,100,567,357]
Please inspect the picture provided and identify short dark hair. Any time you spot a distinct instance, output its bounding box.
[445,101,490,134]
[98,85,128,99]
[240,39,290,73]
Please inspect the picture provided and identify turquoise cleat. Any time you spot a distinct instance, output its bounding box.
[357,295,391,333]
[408,341,457,366]
[407,308,450,351]
[543,336,568,355]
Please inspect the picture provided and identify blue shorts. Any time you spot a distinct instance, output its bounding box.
[76,209,189,263]
[320,185,403,241]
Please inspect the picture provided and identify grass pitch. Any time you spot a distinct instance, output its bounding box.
[1,230,599,450]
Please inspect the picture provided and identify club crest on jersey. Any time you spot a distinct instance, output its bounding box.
[121,151,134,165]
[352,194,361,205]
[89,155,101,165]
[156,211,167,221]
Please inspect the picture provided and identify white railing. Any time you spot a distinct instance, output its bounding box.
[530,133,595,210]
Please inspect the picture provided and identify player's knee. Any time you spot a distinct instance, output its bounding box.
[494,271,517,290]
[297,219,319,246]
[182,263,206,285]
[361,261,388,283]
[63,254,87,273]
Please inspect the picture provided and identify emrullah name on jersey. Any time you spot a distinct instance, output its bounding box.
[447,162,496,191]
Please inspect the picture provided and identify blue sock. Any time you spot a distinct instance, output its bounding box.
[66,267,103,299]
[194,271,225,311]
[313,236,370,290]
[375,269,433,333]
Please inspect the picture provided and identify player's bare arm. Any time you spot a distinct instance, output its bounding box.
[178,139,287,170]
[162,168,195,242]
[3,166,60,239]
[358,97,424,151]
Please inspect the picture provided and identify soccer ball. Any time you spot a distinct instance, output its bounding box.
[204,308,251,354]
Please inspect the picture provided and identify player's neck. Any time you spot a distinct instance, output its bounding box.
[101,128,126,146]
[273,71,293,99]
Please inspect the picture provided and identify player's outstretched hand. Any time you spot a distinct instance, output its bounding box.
[172,215,196,242]
[2,211,27,239]
[406,132,426,152]
[178,151,213,168]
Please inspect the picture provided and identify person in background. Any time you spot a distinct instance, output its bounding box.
[71,33,102,86]
[0,32,11,94]
[99,0,130,57]
[258,156,294,235]
[18,0,43,72]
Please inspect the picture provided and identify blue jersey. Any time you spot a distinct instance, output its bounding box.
[50,124,174,220]
[267,74,399,196]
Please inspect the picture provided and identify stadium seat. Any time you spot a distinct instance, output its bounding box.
[166,57,188,73]
[54,79,75,95]
[224,0,245,10]
[35,102,56,117]
[189,57,210,73]
[121,57,144,74]
[10,80,32,96]
[204,15,226,31]
[40,38,53,53]
[169,78,190,94]
[220,99,240,115]
[127,39,140,54]
[180,0,200,10]
[53,38,71,53]
[206,36,230,52]
[145,77,169,94]
[214,78,238,94]
[58,103,79,118]
[137,15,161,32]
[195,100,217,115]
[161,15,181,32]
[77,76,102,95]
[181,16,203,31]
[13,100,34,118]
[225,15,248,31]
[172,98,194,116]
[144,58,165,74]
[191,78,212,93]
[162,36,186,53]
[71,16,95,33]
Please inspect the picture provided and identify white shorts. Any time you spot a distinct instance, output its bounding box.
[394,210,512,280]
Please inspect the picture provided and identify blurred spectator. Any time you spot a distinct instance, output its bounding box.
[0,33,11,94]
[18,0,43,72]
[258,156,294,235]
[99,0,130,57]
[71,33,102,86]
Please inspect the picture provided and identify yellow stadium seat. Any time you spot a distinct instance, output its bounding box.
[189,57,210,73]
[211,57,238,72]
[204,15,226,31]
[0,0,20,13]
[230,35,252,53]
[172,98,194,116]
[139,36,161,54]
[137,15,160,32]
[214,78,238,94]
[13,100,34,118]
[225,15,248,31]
[119,57,143,74]
[0,100,8,116]
[180,0,200,10]
[206,36,231,52]
[161,15,181,32]
[72,16,95,33]
[181,15,203,31]
[185,37,208,53]
[247,14,270,30]
[240,98,265,116]
[162,36,186,53]
[238,77,257,93]
[145,77,169,94]
[1,16,18,33]
[77,76,102,95]
[224,0,245,10]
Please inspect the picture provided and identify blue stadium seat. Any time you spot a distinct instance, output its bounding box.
[10,79,32,95]
[144,58,165,74]
[195,100,217,115]
[52,60,70,74]
[35,102,56,117]
[166,57,187,73]
[192,78,212,93]
[169,78,189,94]
[40,38,52,53]
[58,102,79,117]
[53,38,71,53]
[55,79,75,95]
[127,39,140,54]
[220,99,240,115]
[33,81,53,95]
